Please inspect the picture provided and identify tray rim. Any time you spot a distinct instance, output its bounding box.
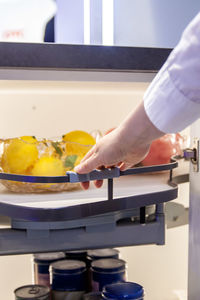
[0,160,178,183]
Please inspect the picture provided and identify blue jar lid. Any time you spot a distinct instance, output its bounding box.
[102,282,144,299]
[91,259,126,273]
[88,249,119,260]
[34,252,65,264]
[51,259,86,274]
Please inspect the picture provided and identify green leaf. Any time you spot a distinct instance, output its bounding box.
[64,155,78,170]
[52,142,63,157]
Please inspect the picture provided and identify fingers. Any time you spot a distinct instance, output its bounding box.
[75,145,103,189]
[80,179,103,190]
[119,162,133,171]
[79,161,133,190]
[80,146,95,163]
[94,179,103,188]
[74,153,100,174]
[80,181,90,190]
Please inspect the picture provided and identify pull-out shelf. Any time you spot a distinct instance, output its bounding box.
[0,162,178,255]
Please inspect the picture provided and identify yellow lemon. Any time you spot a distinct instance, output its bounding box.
[32,156,65,176]
[2,138,38,174]
[65,142,92,157]
[20,136,37,144]
[63,130,96,146]
[74,156,83,167]
[63,130,95,157]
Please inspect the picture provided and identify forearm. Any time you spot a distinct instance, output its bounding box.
[144,12,200,133]
[118,101,164,149]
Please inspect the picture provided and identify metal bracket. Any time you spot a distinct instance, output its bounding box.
[67,168,120,183]
[184,138,199,172]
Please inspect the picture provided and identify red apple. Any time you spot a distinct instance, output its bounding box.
[141,133,183,166]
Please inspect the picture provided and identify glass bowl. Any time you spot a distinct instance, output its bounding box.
[0,136,93,193]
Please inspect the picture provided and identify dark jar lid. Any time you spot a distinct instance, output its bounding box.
[87,249,119,260]
[91,259,126,273]
[34,252,65,265]
[14,285,50,300]
[65,250,88,260]
[51,259,86,274]
[102,282,144,300]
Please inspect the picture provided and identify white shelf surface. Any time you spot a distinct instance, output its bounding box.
[0,173,172,209]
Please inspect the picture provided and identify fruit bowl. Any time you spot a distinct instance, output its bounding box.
[0,131,95,193]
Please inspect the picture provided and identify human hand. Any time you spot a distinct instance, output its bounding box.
[74,127,150,189]
[74,102,164,190]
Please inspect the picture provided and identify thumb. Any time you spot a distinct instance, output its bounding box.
[74,154,100,174]
[119,162,133,171]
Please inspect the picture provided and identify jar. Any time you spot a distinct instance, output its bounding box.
[14,285,50,300]
[87,249,119,264]
[91,259,126,292]
[65,250,90,292]
[83,292,102,300]
[33,252,66,287]
[102,282,144,299]
[50,259,87,300]
[87,249,120,292]
[65,250,88,264]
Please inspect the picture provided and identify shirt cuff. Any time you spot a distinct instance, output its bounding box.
[143,69,200,133]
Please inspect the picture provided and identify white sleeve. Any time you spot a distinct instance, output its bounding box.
[144,12,200,133]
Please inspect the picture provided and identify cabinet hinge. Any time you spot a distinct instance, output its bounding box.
[183,138,199,172]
